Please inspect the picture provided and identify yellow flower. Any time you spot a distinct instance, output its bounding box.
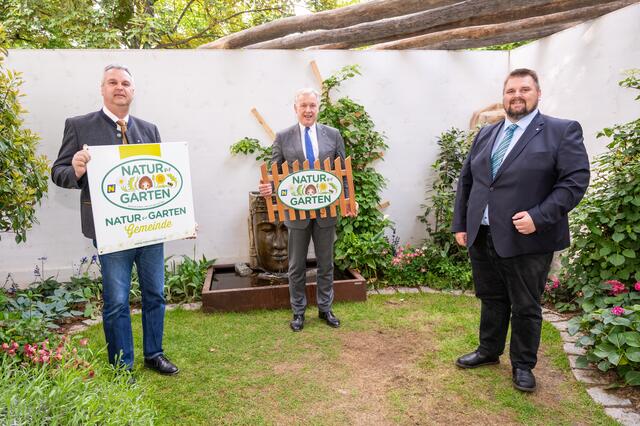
[155,174,166,185]
[319,182,328,192]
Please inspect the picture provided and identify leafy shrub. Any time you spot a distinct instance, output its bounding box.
[164,255,215,303]
[334,231,391,280]
[569,304,640,386]
[384,242,473,290]
[0,30,49,243]
[563,70,640,311]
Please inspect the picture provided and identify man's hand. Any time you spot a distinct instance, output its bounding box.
[72,147,91,179]
[455,232,467,247]
[512,211,536,234]
[344,201,359,217]
[258,182,272,197]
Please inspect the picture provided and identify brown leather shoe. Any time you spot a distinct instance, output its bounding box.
[144,355,179,375]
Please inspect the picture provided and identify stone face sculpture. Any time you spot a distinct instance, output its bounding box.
[248,192,288,273]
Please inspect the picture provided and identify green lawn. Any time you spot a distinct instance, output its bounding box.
[82,293,618,425]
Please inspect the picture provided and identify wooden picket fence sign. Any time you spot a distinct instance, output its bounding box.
[260,156,356,223]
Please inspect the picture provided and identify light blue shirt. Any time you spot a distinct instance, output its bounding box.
[481,109,539,226]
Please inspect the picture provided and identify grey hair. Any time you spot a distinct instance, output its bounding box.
[294,87,320,104]
[102,64,133,84]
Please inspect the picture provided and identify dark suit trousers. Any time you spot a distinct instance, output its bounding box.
[469,226,553,370]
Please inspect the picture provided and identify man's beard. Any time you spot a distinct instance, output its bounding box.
[505,98,538,120]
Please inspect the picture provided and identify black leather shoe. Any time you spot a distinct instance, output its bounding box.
[319,311,341,328]
[144,355,179,375]
[455,350,499,369]
[290,314,305,332]
[513,368,536,392]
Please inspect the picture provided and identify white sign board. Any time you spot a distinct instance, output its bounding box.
[276,170,343,211]
[86,142,196,254]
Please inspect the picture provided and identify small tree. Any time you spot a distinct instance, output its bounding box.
[0,26,49,243]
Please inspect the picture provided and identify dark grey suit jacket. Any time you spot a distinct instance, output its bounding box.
[271,123,346,230]
[51,110,161,239]
[452,113,590,257]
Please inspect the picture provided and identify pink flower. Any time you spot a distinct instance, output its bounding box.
[79,338,89,347]
[607,280,628,296]
[611,306,625,316]
[1,343,8,351]
[635,282,640,291]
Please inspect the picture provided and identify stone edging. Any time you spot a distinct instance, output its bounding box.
[67,292,639,425]
[369,286,639,426]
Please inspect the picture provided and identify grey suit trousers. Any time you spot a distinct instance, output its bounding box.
[288,220,335,315]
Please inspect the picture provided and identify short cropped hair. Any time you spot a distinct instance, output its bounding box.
[504,68,540,91]
[294,88,320,104]
[102,64,133,84]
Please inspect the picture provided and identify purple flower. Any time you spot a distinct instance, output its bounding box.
[611,306,625,316]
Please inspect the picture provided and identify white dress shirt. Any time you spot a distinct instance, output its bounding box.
[102,106,129,132]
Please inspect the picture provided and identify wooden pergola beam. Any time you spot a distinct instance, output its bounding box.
[369,0,635,50]
[198,0,457,49]
[245,0,630,50]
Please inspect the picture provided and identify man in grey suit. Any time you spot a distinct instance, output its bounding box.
[259,88,355,332]
[51,64,179,376]
[452,69,589,392]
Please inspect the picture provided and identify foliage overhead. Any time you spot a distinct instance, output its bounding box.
[0,24,49,243]
[0,0,360,49]
[2,0,295,48]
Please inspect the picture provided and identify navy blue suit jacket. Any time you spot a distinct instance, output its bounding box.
[452,113,590,257]
[51,110,161,239]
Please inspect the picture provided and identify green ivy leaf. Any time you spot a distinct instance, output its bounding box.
[612,233,625,242]
[626,347,640,362]
[623,249,636,258]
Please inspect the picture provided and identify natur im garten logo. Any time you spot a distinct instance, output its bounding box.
[277,170,342,210]
[101,158,183,211]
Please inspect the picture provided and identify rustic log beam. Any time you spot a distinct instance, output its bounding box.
[428,22,579,50]
[370,0,635,50]
[247,0,632,50]
[198,0,457,49]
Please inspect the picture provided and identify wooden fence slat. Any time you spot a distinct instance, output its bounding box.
[281,162,296,221]
[302,159,317,219]
[271,163,286,222]
[324,157,336,218]
[334,157,347,215]
[261,163,276,223]
[291,161,305,220]
[345,156,356,214]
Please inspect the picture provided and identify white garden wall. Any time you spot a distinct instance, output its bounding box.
[1,3,638,284]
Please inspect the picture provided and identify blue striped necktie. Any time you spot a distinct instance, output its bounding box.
[491,123,518,178]
[304,126,315,168]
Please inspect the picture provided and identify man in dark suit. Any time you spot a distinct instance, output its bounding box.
[51,64,178,376]
[259,88,355,332]
[452,69,590,392]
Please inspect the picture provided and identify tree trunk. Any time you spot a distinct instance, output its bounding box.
[369,0,635,50]
[245,0,630,50]
[198,0,457,49]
